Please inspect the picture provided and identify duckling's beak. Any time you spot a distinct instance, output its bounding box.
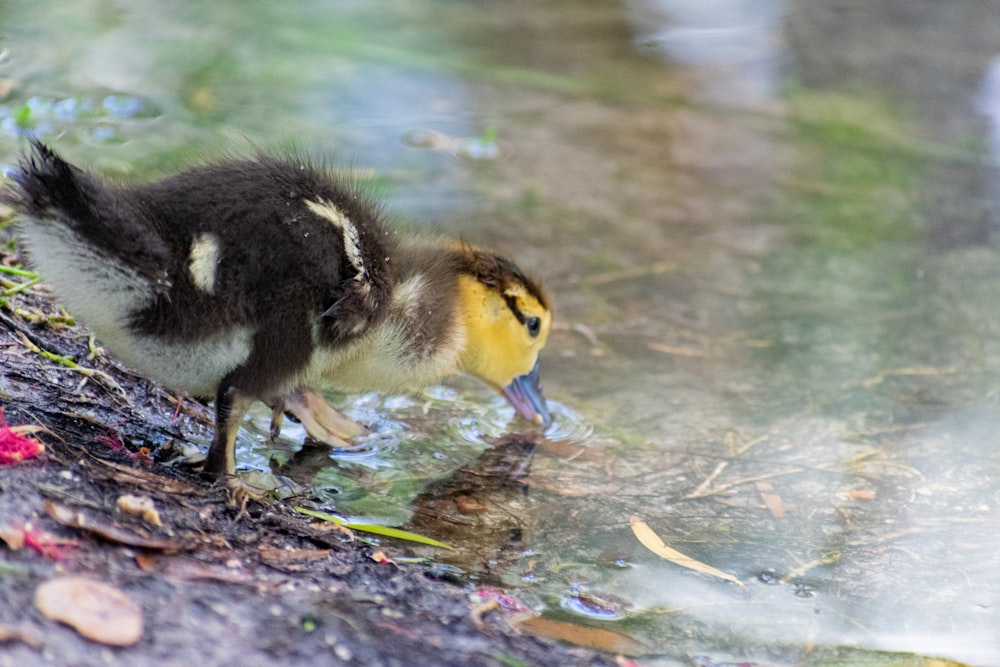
[502,360,552,428]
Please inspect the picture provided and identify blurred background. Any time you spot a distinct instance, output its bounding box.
[3,1,1000,664]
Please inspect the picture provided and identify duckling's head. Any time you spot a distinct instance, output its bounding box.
[456,249,553,427]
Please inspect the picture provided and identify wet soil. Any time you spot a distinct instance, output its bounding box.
[0,242,617,666]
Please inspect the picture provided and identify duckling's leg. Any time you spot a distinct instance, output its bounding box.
[206,383,274,506]
[204,383,256,476]
[274,387,368,447]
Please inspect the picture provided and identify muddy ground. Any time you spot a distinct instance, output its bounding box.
[0,225,619,666]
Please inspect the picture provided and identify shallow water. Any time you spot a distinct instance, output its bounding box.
[4,1,1000,664]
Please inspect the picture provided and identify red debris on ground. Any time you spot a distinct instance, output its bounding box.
[95,432,125,452]
[22,525,74,560]
[0,409,44,465]
[95,431,152,464]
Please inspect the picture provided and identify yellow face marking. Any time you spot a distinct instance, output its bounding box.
[188,233,220,294]
[456,275,551,390]
[502,283,530,301]
[305,198,365,276]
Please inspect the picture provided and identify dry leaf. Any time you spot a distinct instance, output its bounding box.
[258,545,331,571]
[454,495,487,515]
[93,459,198,494]
[629,515,744,588]
[35,577,143,646]
[755,481,787,518]
[0,622,43,648]
[159,557,254,584]
[470,597,500,631]
[45,500,177,551]
[0,525,25,550]
[134,553,160,572]
[516,615,647,655]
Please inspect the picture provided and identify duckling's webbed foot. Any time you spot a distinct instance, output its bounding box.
[273,387,367,448]
[225,475,272,512]
[203,382,276,508]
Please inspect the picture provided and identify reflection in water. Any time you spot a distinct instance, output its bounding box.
[406,434,539,577]
[625,0,786,108]
[975,55,1000,159]
[560,588,630,621]
[975,54,1000,236]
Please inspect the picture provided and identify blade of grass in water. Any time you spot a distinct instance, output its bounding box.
[294,506,454,550]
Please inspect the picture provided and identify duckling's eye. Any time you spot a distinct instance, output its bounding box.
[526,316,541,338]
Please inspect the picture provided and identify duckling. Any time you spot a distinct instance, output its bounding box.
[2,139,552,488]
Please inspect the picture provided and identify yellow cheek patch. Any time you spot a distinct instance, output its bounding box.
[456,276,552,390]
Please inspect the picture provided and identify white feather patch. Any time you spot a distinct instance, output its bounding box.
[305,198,366,277]
[188,233,220,294]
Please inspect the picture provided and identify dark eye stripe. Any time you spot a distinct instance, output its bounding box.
[467,248,549,310]
[502,293,526,325]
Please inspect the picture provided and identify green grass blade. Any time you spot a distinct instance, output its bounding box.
[294,507,454,550]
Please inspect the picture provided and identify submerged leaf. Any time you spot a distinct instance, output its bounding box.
[629,515,744,588]
[294,507,454,550]
[516,615,647,655]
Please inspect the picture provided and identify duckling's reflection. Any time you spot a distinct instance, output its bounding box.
[274,430,542,574]
[405,433,540,576]
[273,439,378,488]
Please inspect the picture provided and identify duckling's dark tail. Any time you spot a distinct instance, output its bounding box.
[3,140,171,293]
[3,139,100,222]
